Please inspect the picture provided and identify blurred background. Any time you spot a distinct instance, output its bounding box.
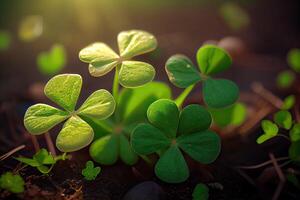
[0,0,300,102]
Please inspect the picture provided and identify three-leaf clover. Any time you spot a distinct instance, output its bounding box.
[24,74,115,152]
[79,30,157,88]
[131,99,220,183]
[88,82,171,165]
[82,160,101,181]
[0,172,25,193]
[192,183,209,200]
[37,44,66,75]
[15,148,66,174]
[165,45,239,108]
[256,120,279,144]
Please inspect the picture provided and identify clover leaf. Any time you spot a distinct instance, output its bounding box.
[256,120,279,144]
[274,110,292,130]
[88,82,171,165]
[0,172,24,193]
[79,30,157,88]
[24,74,115,152]
[82,160,101,181]
[290,123,300,142]
[131,99,220,183]
[192,183,209,200]
[282,95,295,110]
[37,44,66,75]
[165,45,239,108]
[15,148,67,174]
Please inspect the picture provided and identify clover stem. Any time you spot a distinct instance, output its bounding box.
[113,65,120,102]
[44,132,56,156]
[175,84,195,108]
[30,135,40,153]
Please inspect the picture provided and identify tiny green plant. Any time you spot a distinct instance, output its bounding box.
[37,44,66,75]
[0,30,11,51]
[24,74,115,152]
[15,148,67,174]
[82,160,101,181]
[131,99,220,183]
[0,172,25,193]
[165,44,239,108]
[192,183,209,200]
[79,30,157,88]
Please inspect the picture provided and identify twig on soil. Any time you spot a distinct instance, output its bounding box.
[44,132,57,156]
[269,153,285,200]
[237,156,289,169]
[0,144,26,161]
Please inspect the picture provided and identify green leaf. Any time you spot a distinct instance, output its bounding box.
[287,48,300,73]
[290,123,300,142]
[118,30,157,59]
[203,78,239,108]
[197,45,232,75]
[33,148,56,165]
[24,104,68,135]
[209,102,247,127]
[177,130,221,164]
[192,183,209,200]
[155,146,189,183]
[78,89,115,119]
[276,70,295,89]
[119,61,155,88]
[147,99,179,138]
[119,134,138,165]
[37,44,66,75]
[79,42,119,77]
[44,74,82,112]
[15,157,40,167]
[0,30,11,51]
[56,116,94,152]
[82,160,101,181]
[117,82,172,124]
[165,54,201,88]
[131,123,171,155]
[289,141,300,162]
[0,172,24,193]
[274,110,292,130]
[90,134,118,165]
[178,104,212,135]
[282,95,295,110]
[80,116,113,139]
[256,120,279,144]
[18,15,43,42]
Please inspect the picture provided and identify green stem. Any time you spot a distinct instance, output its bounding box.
[113,66,120,102]
[175,84,195,108]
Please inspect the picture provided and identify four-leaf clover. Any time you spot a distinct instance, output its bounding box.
[165,45,239,108]
[131,99,220,183]
[79,30,157,88]
[82,160,101,181]
[24,74,115,152]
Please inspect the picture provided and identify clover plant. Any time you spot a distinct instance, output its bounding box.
[79,30,157,88]
[15,148,68,174]
[23,74,115,152]
[165,45,239,108]
[131,99,220,183]
[0,172,24,193]
[82,160,101,181]
[88,82,171,165]
[37,44,66,75]
[192,183,209,200]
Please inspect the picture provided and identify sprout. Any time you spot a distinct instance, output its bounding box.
[15,148,68,174]
[0,172,24,193]
[79,30,157,88]
[23,74,115,152]
[37,44,67,75]
[165,45,239,108]
[131,99,220,183]
[192,183,209,200]
[82,160,101,181]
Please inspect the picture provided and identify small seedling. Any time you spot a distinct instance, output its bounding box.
[79,30,157,88]
[37,44,66,75]
[24,74,115,152]
[192,183,209,200]
[0,30,11,51]
[165,45,239,108]
[82,160,101,181]
[88,82,171,165]
[18,15,43,42]
[131,99,220,183]
[15,148,67,174]
[0,172,24,193]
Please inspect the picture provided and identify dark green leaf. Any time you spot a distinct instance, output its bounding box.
[192,183,209,200]
[290,123,300,142]
[82,161,101,181]
[119,134,138,165]
[289,141,300,162]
